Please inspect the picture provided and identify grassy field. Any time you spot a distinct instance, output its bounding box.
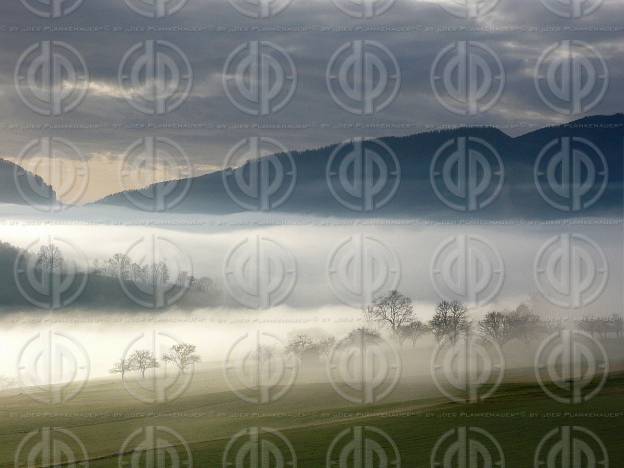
[2,352,623,467]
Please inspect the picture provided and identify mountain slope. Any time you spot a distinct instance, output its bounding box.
[94,114,624,219]
[0,158,57,207]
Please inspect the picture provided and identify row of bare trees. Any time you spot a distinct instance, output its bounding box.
[110,343,200,379]
[364,290,624,347]
[93,253,214,293]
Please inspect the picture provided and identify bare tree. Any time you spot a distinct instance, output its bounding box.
[316,337,336,359]
[610,315,624,339]
[479,311,513,345]
[344,327,383,346]
[507,305,542,343]
[396,320,429,347]
[37,244,64,274]
[162,343,200,374]
[366,290,414,336]
[127,350,159,378]
[110,358,131,378]
[429,301,470,343]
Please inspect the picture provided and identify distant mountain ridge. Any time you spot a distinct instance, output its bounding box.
[93,114,623,219]
[0,159,57,207]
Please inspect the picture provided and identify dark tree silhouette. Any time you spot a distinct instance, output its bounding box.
[429,301,470,343]
[162,343,200,374]
[366,290,414,336]
[127,350,159,378]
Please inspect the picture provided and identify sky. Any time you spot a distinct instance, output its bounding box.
[0,0,622,202]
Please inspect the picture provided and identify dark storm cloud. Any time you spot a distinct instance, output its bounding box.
[0,0,622,180]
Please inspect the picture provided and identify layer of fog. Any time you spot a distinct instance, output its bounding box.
[0,203,621,382]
